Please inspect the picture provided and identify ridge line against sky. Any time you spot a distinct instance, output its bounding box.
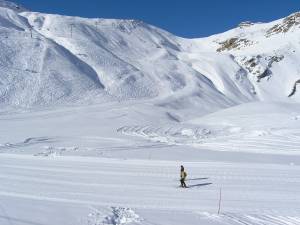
[13,0,300,38]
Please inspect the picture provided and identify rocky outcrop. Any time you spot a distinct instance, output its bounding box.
[234,55,284,82]
[288,80,300,97]
[217,38,252,52]
[238,21,254,28]
[266,12,300,37]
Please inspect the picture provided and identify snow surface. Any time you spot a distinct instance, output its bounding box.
[0,0,27,12]
[0,153,300,225]
[0,1,300,225]
[0,3,299,113]
[0,101,300,225]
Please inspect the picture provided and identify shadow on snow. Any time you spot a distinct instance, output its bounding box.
[188,182,212,188]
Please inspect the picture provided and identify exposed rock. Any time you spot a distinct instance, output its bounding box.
[234,54,284,82]
[217,38,253,52]
[266,12,300,37]
[257,69,272,81]
[265,55,284,67]
[288,79,300,97]
[112,20,144,34]
[238,21,254,28]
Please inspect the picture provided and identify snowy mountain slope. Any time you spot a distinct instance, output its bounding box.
[0,8,107,107]
[0,1,299,114]
[186,12,300,101]
[0,0,27,12]
[21,12,243,115]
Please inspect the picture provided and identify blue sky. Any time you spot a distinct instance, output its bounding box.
[14,0,300,38]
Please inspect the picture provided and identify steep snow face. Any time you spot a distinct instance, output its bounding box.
[21,13,203,100]
[18,11,259,115]
[0,0,27,12]
[0,8,105,108]
[0,3,299,114]
[0,33,104,107]
[187,12,300,102]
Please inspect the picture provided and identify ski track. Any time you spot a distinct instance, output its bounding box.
[118,125,300,155]
[198,212,300,225]
[0,154,300,225]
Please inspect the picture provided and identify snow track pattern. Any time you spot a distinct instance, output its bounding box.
[0,154,299,225]
[118,125,300,155]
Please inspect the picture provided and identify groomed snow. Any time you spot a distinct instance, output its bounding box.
[0,101,300,225]
[0,153,299,225]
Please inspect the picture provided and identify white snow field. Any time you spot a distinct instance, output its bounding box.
[0,153,300,225]
[0,1,300,224]
[0,101,300,225]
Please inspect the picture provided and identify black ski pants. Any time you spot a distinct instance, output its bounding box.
[180,178,187,188]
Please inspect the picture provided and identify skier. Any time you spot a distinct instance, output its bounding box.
[180,165,187,188]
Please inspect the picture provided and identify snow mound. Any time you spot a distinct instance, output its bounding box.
[88,207,141,225]
[104,207,141,225]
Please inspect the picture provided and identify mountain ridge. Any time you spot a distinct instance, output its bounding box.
[0,0,27,12]
[0,1,299,119]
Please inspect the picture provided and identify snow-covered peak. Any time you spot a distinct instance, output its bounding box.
[0,0,27,12]
[0,4,299,117]
[266,12,300,37]
[238,21,255,28]
[195,12,300,54]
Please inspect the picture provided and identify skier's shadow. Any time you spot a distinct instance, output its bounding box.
[186,178,212,188]
[186,177,209,181]
[188,182,212,188]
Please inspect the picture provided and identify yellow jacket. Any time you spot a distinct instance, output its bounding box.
[180,171,187,180]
